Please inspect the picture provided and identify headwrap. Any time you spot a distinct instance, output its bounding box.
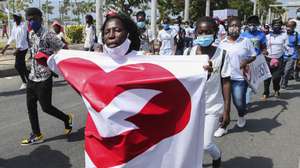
[52,20,64,33]
[25,7,43,18]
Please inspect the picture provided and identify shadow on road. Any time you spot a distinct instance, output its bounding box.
[0,145,72,168]
[229,111,282,134]
[248,99,288,114]
[0,89,26,96]
[44,127,85,143]
[278,90,300,100]
[286,83,300,90]
[222,156,273,168]
[0,80,68,97]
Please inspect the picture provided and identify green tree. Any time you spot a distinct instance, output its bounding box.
[8,0,32,13]
[59,0,71,22]
[228,0,253,21]
[256,0,285,23]
[0,11,8,21]
[105,0,148,16]
[188,0,228,22]
[42,0,54,17]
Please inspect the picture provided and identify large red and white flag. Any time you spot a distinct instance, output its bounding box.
[48,50,208,168]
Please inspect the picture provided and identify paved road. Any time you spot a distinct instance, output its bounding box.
[0,76,299,168]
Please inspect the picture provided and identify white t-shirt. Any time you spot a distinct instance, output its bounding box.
[185,27,195,38]
[184,46,231,115]
[56,32,64,40]
[84,25,96,48]
[7,22,28,51]
[157,29,176,55]
[219,37,256,81]
[266,33,288,59]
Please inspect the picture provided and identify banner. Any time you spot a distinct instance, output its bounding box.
[245,55,272,93]
[48,50,209,168]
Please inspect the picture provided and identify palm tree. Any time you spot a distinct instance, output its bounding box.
[42,0,54,25]
[59,0,71,23]
[8,0,32,13]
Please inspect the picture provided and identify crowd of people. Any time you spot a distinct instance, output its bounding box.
[1,6,300,168]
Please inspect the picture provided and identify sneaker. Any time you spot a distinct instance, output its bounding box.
[214,127,228,137]
[19,83,26,90]
[64,113,73,135]
[237,116,246,128]
[274,91,280,97]
[21,133,44,146]
[212,157,221,168]
[261,95,268,101]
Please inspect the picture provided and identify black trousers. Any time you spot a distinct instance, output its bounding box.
[26,77,68,135]
[263,57,283,96]
[15,49,29,83]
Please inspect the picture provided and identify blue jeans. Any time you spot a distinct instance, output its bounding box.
[231,80,248,117]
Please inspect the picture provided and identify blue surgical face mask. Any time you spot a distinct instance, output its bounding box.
[137,21,145,29]
[162,24,170,31]
[297,12,300,18]
[193,34,214,47]
[29,20,41,32]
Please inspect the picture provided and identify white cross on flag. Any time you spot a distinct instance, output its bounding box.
[48,50,208,168]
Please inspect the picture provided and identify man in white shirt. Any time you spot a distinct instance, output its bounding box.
[84,15,96,51]
[158,18,177,55]
[1,13,29,89]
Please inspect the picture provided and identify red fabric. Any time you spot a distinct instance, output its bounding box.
[58,58,192,167]
[34,52,49,60]
[34,52,49,66]
[52,20,64,33]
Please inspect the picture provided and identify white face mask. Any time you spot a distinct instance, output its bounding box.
[103,38,131,60]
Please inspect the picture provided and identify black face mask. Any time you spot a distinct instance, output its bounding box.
[287,28,294,35]
[272,27,281,34]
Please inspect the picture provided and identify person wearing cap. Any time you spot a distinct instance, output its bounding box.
[240,15,267,105]
[20,7,73,146]
[1,13,29,90]
[262,18,288,100]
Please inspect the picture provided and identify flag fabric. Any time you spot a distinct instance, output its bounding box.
[48,50,209,168]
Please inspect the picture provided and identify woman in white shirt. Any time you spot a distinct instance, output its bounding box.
[84,15,96,51]
[263,18,288,99]
[184,16,231,168]
[219,16,256,128]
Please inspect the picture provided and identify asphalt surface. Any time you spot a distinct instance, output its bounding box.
[0,76,300,168]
